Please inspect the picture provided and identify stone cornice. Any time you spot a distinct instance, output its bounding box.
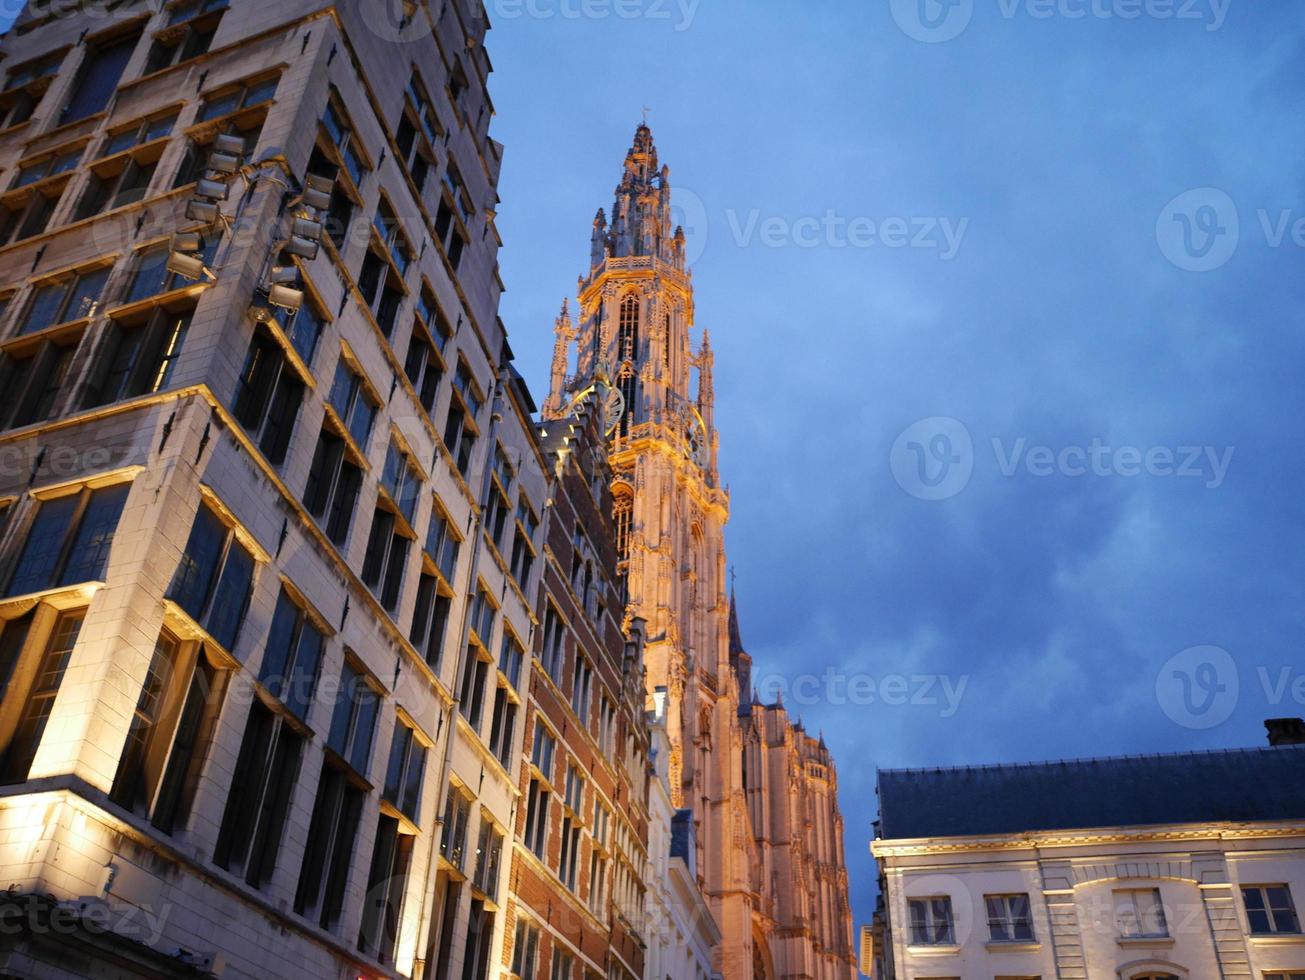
[872,821,1305,859]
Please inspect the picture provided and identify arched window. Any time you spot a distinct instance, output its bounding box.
[618,293,639,362]
[663,311,672,370]
[613,489,633,563]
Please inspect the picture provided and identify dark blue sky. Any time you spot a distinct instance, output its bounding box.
[487,0,1305,930]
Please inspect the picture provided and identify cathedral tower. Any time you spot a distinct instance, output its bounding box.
[545,123,756,977]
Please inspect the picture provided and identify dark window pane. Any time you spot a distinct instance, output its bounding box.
[60,483,129,585]
[205,538,254,650]
[6,494,78,596]
[63,35,137,123]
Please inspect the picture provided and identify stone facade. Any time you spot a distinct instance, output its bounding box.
[544,125,857,980]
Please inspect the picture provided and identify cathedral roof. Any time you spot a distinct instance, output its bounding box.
[877,744,1305,841]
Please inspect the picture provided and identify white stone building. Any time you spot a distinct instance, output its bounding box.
[868,726,1305,980]
[644,692,721,980]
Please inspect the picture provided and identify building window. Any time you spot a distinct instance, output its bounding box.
[540,604,566,686]
[559,766,583,890]
[484,479,510,554]
[111,632,226,834]
[986,893,1035,942]
[17,266,110,336]
[908,896,956,946]
[1265,973,1305,980]
[327,659,379,774]
[439,789,471,872]
[486,683,517,768]
[397,72,441,195]
[442,382,477,481]
[75,140,163,220]
[0,179,68,247]
[618,293,640,362]
[258,589,325,722]
[523,777,550,860]
[358,247,405,338]
[551,949,575,980]
[425,504,460,584]
[613,490,632,563]
[272,290,326,367]
[213,701,304,887]
[510,920,540,980]
[0,51,62,130]
[84,309,192,407]
[509,498,537,587]
[13,145,82,188]
[197,74,279,124]
[382,717,426,822]
[303,428,363,547]
[360,508,412,613]
[5,482,130,597]
[531,719,556,777]
[233,325,305,466]
[124,238,218,304]
[410,572,452,669]
[102,110,177,157]
[321,91,369,190]
[458,643,491,733]
[357,814,413,964]
[0,336,80,430]
[499,629,524,690]
[381,441,422,526]
[294,760,364,932]
[571,656,593,725]
[471,817,503,899]
[598,696,617,759]
[1114,888,1169,939]
[0,610,84,783]
[403,317,443,414]
[1243,885,1301,935]
[143,0,226,75]
[61,31,139,124]
[327,356,378,452]
[165,500,256,652]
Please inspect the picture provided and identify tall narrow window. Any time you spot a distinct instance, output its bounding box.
[85,310,192,407]
[613,490,633,563]
[409,572,452,669]
[358,816,413,964]
[439,789,471,872]
[165,501,256,651]
[303,428,363,546]
[213,701,304,888]
[233,325,305,466]
[19,266,110,335]
[471,818,503,899]
[61,32,139,124]
[5,482,130,597]
[510,920,540,979]
[294,762,364,931]
[327,358,378,452]
[618,294,640,363]
[110,633,227,835]
[0,610,84,783]
[257,589,325,722]
[360,508,412,613]
[382,718,426,822]
[540,604,566,686]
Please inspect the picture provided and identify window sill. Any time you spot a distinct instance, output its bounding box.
[1247,933,1305,946]
[906,944,961,956]
[1117,936,1175,948]
[985,941,1041,952]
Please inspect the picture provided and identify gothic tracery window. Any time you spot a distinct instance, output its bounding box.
[618,293,639,363]
[613,488,633,563]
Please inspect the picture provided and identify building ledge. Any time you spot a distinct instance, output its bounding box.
[1117,936,1176,949]
[906,944,961,957]
[1247,933,1305,947]
[985,940,1042,953]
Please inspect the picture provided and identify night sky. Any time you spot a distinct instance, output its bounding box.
[8,0,1303,943]
[486,0,1305,931]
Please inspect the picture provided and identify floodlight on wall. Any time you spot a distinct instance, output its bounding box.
[303,173,335,212]
[185,198,220,223]
[171,231,203,253]
[166,250,210,282]
[284,235,320,261]
[293,216,323,242]
[195,177,231,202]
[267,265,300,286]
[267,282,304,312]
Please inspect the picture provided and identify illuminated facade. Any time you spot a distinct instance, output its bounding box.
[869,732,1305,980]
[544,125,857,980]
[0,1,542,977]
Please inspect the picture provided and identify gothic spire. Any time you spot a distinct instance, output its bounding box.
[544,298,576,419]
[604,122,682,270]
[728,585,744,657]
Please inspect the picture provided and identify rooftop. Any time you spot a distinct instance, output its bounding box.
[877,744,1305,840]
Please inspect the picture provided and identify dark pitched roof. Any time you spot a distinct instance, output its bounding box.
[877,745,1305,840]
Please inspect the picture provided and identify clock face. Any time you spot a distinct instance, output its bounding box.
[603,385,626,435]
[683,407,709,468]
